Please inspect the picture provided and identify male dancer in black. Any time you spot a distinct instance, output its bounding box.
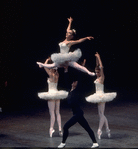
[58,60,99,148]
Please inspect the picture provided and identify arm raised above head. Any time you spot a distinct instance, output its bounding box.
[67,17,73,32]
[95,52,104,80]
[44,57,51,76]
[95,52,103,68]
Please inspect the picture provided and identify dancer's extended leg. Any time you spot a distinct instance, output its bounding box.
[55,100,62,132]
[37,62,57,69]
[68,61,95,76]
[48,100,56,137]
[97,102,110,139]
[98,103,111,138]
[62,115,78,143]
[78,115,97,143]
[98,103,108,130]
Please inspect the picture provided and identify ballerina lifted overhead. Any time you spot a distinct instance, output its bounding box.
[37,17,95,76]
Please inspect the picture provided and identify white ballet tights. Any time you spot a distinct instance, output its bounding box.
[48,100,62,131]
[98,102,109,131]
[37,61,95,76]
[68,62,95,76]
[37,62,57,69]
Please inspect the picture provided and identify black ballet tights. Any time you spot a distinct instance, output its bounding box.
[62,114,97,143]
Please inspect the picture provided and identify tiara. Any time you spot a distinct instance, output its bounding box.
[72,29,76,34]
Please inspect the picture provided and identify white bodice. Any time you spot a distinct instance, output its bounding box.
[59,42,70,54]
[38,79,68,100]
[94,79,104,93]
[47,79,58,92]
[86,79,117,103]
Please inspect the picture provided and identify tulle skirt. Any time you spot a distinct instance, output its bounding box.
[51,49,82,65]
[38,90,68,100]
[86,92,117,103]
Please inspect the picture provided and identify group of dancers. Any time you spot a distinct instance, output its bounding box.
[37,17,117,148]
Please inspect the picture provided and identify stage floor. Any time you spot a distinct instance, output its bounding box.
[0,101,138,148]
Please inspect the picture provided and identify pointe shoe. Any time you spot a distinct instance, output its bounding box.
[36,62,43,68]
[89,72,96,76]
[49,128,55,138]
[106,128,111,138]
[92,72,96,76]
[97,129,102,140]
[91,143,99,148]
[59,131,63,137]
[58,143,66,148]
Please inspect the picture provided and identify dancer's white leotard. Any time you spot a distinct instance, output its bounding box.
[38,79,68,100]
[51,42,82,65]
[86,79,117,103]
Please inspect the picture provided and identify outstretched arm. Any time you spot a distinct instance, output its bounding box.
[69,36,94,46]
[67,17,73,32]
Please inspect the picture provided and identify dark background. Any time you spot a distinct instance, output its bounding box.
[1,0,138,112]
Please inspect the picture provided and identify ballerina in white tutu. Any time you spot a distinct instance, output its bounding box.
[37,17,95,76]
[86,52,117,140]
[38,57,68,138]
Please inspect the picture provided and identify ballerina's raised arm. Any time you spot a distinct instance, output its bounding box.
[37,17,95,76]
[63,17,94,48]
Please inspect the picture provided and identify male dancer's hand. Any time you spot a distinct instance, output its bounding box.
[81,59,86,66]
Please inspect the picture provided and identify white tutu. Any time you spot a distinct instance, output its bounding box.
[51,48,82,65]
[38,90,68,100]
[86,92,117,103]
[38,79,68,100]
[86,79,117,103]
[51,42,82,65]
